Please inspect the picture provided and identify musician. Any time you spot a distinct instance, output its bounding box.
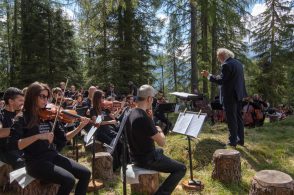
[128,81,137,97]
[51,87,68,108]
[201,48,247,147]
[0,87,25,169]
[0,100,4,109]
[90,90,117,145]
[153,91,172,135]
[90,90,122,170]
[105,83,118,100]
[126,85,186,195]
[67,85,77,98]
[83,86,97,110]
[8,82,91,195]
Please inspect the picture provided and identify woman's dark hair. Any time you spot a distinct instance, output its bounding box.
[92,90,104,115]
[24,82,51,128]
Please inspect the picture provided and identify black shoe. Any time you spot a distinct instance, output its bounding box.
[226,142,237,148]
[237,141,244,146]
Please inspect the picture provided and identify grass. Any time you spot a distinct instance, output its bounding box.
[3,116,294,195]
[92,116,294,195]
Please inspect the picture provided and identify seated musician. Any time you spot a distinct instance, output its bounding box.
[90,90,123,170]
[0,87,25,169]
[126,85,186,195]
[252,94,268,126]
[8,82,91,195]
[153,90,172,135]
[90,90,118,145]
[51,87,67,108]
[105,83,118,100]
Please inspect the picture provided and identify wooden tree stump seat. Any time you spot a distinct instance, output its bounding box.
[93,152,113,180]
[0,162,13,187]
[124,164,159,195]
[9,167,59,195]
[85,141,105,153]
[212,149,241,183]
[11,180,59,195]
[249,170,294,195]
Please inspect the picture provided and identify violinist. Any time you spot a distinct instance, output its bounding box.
[125,85,186,195]
[0,87,25,169]
[90,90,117,145]
[90,90,123,170]
[83,86,97,116]
[67,85,77,99]
[52,87,67,108]
[8,82,91,195]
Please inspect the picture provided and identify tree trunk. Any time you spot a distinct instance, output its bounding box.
[210,0,218,101]
[0,164,13,187]
[190,0,198,93]
[12,180,59,195]
[212,149,241,183]
[249,170,294,195]
[173,51,177,91]
[200,0,208,95]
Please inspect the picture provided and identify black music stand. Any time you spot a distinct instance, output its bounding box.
[172,110,206,191]
[103,110,130,195]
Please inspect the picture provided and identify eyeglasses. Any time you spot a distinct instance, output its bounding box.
[39,94,49,100]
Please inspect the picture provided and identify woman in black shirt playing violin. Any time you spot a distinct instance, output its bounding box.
[9,82,91,195]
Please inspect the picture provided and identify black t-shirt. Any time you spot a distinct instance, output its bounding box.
[0,109,16,150]
[126,108,158,163]
[9,112,67,164]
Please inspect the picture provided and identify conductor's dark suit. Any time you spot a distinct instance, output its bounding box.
[209,57,247,146]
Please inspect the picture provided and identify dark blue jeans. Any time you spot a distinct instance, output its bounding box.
[135,148,186,195]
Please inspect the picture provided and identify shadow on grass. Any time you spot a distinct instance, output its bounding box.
[193,138,226,169]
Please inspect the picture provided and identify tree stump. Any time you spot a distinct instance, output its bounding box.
[130,173,159,195]
[11,180,59,195]
[249,170,294,195]
[212,149,241,183]
[85,142,105,153]
[0,163,13,187]
[93,152,113,180]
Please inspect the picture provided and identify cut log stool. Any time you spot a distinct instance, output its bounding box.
[11,180,59,195]
[249,170,294,195]
[85,141,105,153]
[93,152,113,180]
[0,163,13,187]
[124,164,159,195]
[212,149,241,183]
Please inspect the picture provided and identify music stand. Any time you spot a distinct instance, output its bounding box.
[172,110,206,191]
[103,110,130,195]
[84,116,104,192]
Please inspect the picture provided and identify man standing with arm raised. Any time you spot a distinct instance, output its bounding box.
[126,85,186,195]
[201,48,247,147]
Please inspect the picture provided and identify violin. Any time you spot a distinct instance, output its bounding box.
[101,100,122,112]
[39,103,82,124]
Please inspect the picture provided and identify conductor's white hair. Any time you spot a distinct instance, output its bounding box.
[217,48,235,59]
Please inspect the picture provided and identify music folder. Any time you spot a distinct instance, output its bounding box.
[84,115,102,145]
[172,111,206,138]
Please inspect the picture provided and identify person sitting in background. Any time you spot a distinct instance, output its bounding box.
[0,87,25,169]
[105,83,118,100]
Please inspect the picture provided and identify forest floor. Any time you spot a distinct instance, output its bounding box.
[3,116,294,195]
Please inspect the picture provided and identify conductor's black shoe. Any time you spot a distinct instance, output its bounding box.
[226,142,237,148]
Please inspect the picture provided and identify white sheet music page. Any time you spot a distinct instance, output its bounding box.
[172,112,194,135]
[85,115,102,144]
[186,114,206,137]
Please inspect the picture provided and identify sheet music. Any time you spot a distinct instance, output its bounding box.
[85,115,102,144]
[172,113,194,134]
[10,167,35,188]
[172,112,206,138]
[169,92,198,98]
[186,114,206,137]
